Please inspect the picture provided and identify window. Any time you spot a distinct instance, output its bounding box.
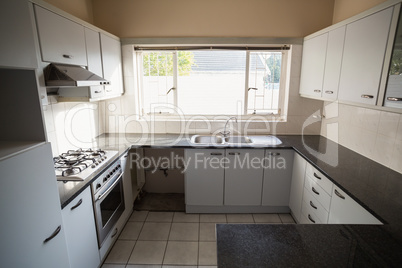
[137,47,289,118]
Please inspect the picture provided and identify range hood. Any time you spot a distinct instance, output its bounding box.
[44,63,109,87]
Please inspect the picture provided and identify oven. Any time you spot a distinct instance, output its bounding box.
[91,159,125,248]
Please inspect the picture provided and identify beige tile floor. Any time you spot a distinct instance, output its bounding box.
[102,211,295,268]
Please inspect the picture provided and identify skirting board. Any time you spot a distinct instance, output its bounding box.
[186,205,290,214]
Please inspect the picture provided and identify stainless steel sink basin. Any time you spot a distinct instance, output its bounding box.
[224,136,253,144]
[190,135,253,145]
[191,135,224,145]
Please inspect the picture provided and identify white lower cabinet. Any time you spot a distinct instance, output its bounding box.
[289,153,307,223]
[121,151,134,221]
[224,149,265,206]
[0,143,70,268]
[62,187,100,268]
[261,149,294,206]
[328,186,382,224]
[185,149,225,206]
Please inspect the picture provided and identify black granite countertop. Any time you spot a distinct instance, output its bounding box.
[57,133,402,266]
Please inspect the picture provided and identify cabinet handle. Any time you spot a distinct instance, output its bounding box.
[210,152,222,156]
[70,198,82,210]
[312,187,320,195]
[334,189,345,199]
[228,152,241,155]
[310,201,317,209]
[314,89,321,93]
[325,91,334,94]
[313,173,321,180]
[62,54,73,59]
[308,214,316,223]
[43,225,61,243]
[94,90,103,93]
[361,94,374,99]
[267,152,280,156]
[111,228,118,238]
[387,97,402,102]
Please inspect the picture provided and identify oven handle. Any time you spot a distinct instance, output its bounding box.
[97,172,124,201]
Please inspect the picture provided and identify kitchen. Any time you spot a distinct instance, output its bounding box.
[1,0,402,267]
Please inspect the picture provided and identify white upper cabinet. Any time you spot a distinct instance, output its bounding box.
[299,33,328,98]
[338,7,394,105]
[0,0,38,68]
[322,26,345,100]
[34,5,87,66]
[101,33,124,97]
[85,27,106,99]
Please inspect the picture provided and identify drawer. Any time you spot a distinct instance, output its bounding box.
[305,163,333,195]
[301,200,322,224]
[304,177,331,211]
[303,187,329,223]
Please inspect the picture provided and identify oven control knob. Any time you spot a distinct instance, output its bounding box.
[109,172,113,176]
[91,164,96,168]
[95,162,99,166]
[96,183,101,189]
[104,156,107,159]
[103,177,108,182]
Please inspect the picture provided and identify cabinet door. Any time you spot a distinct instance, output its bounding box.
[85,27,105,99]
[101,33,123,97]
[322,26,346,100]
[328,187,382,224]
[338,7,394,105]
[34,5,87,66]
[299,33,328,97]
[224,149,265,206]
[0,143,70,268]
[185,149,225,206]
[288,153,307,223]
[0,0,38,68]
[62,187,100,268]
[262,149,294,206]
[121,152,134,220]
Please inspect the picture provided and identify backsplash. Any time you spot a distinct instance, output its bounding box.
[103,44,323,136]
[43,101,105,156]
[321,102,402,174]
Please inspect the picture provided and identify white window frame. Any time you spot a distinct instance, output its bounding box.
[136,47,290,121]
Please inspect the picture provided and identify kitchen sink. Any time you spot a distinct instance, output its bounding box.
[190,135,253,145]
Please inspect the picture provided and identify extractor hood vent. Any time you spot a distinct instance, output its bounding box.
[44,63,109,87]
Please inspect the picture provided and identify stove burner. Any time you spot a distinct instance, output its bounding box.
[62,167,81,176]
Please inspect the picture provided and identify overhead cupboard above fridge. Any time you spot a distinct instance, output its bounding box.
[384,7,402,109]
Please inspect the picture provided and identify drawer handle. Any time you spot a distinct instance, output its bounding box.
[267,152,280,156]
[62,54,73,59]
[43,225,61,243]
[94,90,103,93]
[210,152,222,156]
[310,201,317,209]
[111,228,118,238]
[228,152,240,155]
[313,173,321,180]
[308,214,316,223]
[325,90,334,94]
[312,187,320,195]
[334,189,345,200]
[314,89,321,93]
[70,198,82,210]
[361,94,374,99]
[387,97,402,102]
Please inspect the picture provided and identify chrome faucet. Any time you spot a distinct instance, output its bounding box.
[220,117,237,137]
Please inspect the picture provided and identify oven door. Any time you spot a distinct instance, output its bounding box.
[94,171,125,248]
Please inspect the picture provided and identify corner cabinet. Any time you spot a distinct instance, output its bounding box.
[338,7,394,105]
[328,186,382,224]
[62,187,100,268]
[0,143,70,268]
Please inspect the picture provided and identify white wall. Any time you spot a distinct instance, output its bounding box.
[103,44,323,136]
[43,100,106,156]
[321,102,402,174]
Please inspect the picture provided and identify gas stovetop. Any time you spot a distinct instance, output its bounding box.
[54,148,118,181]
